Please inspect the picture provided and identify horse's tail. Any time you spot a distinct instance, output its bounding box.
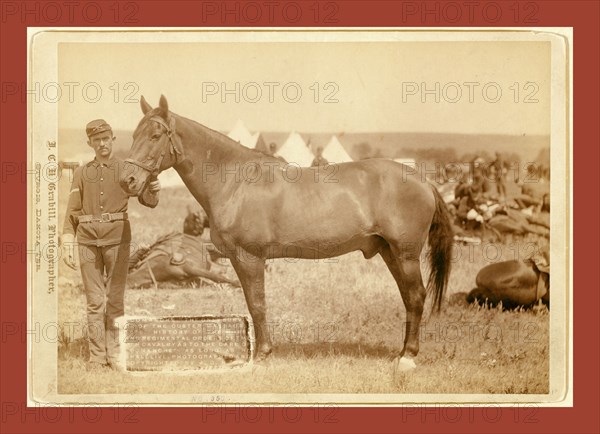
[427,185,454,312]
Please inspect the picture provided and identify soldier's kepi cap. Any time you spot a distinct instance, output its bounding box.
[86,119,112,137]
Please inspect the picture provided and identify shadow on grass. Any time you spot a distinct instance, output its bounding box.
[58,337,89,362]
[60,339,398,363]
[272,342,398,360]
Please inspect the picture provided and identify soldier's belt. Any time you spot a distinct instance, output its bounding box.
[78,212,128,223]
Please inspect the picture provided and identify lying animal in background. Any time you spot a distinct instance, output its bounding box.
[466,255,549,309]
[128,207,240,288]
[485,214,549,238]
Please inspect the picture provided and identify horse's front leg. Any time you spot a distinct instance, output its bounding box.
[230,253,272,360]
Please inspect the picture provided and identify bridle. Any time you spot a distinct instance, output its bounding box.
[125,116,184,176]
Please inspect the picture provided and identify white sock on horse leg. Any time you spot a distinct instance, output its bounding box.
[395,356,417,372]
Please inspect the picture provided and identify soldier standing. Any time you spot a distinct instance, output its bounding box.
[492,151,507,200]
[62,119,161,370]
[311,146,329,167]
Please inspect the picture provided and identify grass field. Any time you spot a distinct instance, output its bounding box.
[57,183,549,397]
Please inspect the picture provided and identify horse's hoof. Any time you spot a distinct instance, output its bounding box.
[253,347,272,362]
[394,356,417,373]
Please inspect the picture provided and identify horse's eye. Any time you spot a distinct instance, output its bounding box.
[151,134,161,140]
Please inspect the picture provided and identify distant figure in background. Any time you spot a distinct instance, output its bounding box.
[182,205,210,240]
[492,151,507,200]
[127,206,240,288]
[542,165,550,181]
[311,146,329,167]
[515,180,550,212]
[267,142,277,156]
[268,142,287,163]
[471,157,491,197]
[454,179,484,229]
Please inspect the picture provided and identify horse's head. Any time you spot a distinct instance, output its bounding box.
[121,95,184,196]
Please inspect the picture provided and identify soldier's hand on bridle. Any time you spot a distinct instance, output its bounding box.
[148,178,161,193]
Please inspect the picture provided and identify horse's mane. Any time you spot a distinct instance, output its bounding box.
[147,231,180,250]
[133,109,162,137]
[182,115,276,159]
[137,108,277,161]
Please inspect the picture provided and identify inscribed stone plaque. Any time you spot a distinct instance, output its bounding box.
[125,316,252,371]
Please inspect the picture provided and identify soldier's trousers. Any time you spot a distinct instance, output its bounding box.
[78,243,129,365]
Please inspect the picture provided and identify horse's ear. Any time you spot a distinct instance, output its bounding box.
[140,96,152,114]
[158,95,169,120]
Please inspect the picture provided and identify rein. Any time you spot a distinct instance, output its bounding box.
[125,116,184,176]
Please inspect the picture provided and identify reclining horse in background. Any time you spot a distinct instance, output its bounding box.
[128,206,240,288]
[120,95,454,370]
[466,249,550,309]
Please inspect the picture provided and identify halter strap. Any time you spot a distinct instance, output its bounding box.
[125,116,183,176]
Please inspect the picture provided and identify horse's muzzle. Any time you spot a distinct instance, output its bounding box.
[120,176,142,196]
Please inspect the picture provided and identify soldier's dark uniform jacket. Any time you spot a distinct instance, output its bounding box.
[63,157,158,245]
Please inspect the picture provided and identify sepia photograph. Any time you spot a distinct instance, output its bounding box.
[27,28,570,405]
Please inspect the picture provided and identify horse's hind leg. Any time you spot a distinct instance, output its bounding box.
[230,255,272,360]
[380,243,426,370]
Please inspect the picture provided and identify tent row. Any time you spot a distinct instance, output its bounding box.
[227,119,354,167]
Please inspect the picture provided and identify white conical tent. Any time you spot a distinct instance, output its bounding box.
[322,135,353,164]
[227,120,258,148]
[275,131,314,167]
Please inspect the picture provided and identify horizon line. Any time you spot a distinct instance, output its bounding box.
[58,127,550,138]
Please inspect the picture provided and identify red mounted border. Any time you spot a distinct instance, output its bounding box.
[1,1,598,433]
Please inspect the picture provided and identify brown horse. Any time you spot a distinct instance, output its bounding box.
[120,95,453,370]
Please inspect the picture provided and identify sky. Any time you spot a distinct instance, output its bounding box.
[58,38,550,136]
